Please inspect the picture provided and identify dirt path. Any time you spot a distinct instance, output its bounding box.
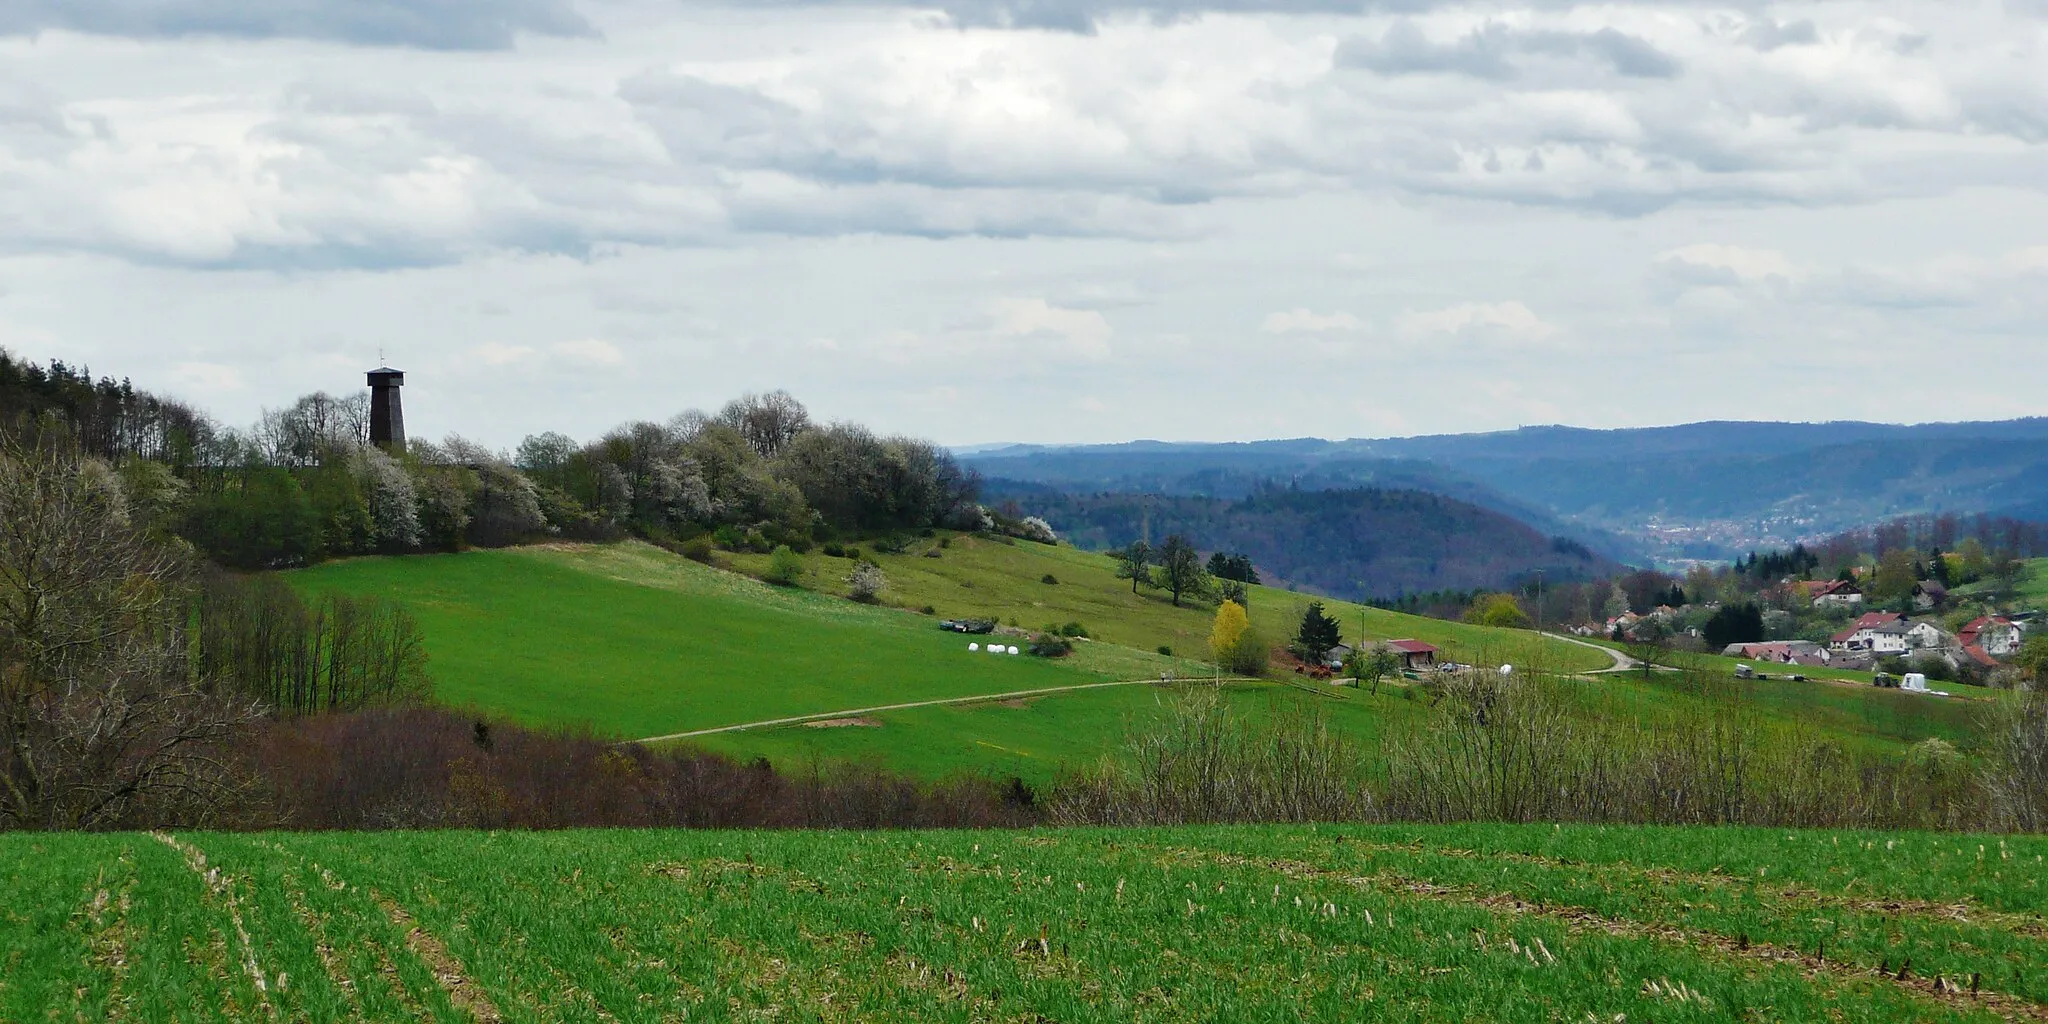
[1541,632,1640,674]
[630,675,1242,744]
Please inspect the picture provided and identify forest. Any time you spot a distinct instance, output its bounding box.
[987,483,1619,600]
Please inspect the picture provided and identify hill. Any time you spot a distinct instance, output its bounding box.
[964,418,2048,561]
[289,537,1990,786]
[9,824,2045,1021]
[982,485,1622,600]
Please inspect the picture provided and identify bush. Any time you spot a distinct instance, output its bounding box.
[1041,573,1059,585]
[845,547,861,561]
[920,605,936,615]
[1028,632,1074,657]
[1907,653,1954,682]
[764,545,805,587]
[680,537,714,563]
[847,561,886,603]
[1059,622,1090,638]
[1158,645,1174,657]
[873,534,913,555]
[712,524,745,551]
[822,542,846,558]
[923,548,941,558]
[939,537,951,548]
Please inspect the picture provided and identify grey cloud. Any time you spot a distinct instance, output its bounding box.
[0,0,594,50]
[693,0,1768,33]
[1737,19,1819,51]
[1336,21,1681,79]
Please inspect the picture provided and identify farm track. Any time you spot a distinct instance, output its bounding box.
[631,675,1252,743]
[151,832,281,1021]
[1153,844,2048,1023]
[1277,834,2048,940]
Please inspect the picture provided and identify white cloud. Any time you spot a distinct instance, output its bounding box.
[989,297,1114,360]
[1261,308,1366,333]
[550,338,626,366]
[1398,301,1561,344]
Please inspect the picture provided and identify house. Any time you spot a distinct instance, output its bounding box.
[1830,612,1908,654]
[1959,644,2001,670]
[1807,579,1865,609]
[1904,621,1950,651]
[1721,641,1830,665]
[1386,639,1439,670]
[1322,644,1354,670]
[1911,580,1948,611]
[1958,616,2025,657]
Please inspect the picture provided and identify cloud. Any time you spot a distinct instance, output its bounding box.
[0,0,594,50]
[1335,20,1682,79]
[1398,301,1561,344]
[989,297,1114,359]
[550,338,627,366]
[1261,308,1366,333]
[1736,18,1821,51]
[1654,244,1803,288]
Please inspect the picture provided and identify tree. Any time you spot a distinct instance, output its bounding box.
[1703,603,1765,650]
[1209,600,1266,676]
[1928,546,1953,587]
[1957,538,1990,583]
[1115,541,1153,594]
[1346,643,1402,695]
[0,433,262,829]
[1465,593,1531,630]
[1988,550,2031,605]
[1210,600,1249,665]
[846,561,885,603]
[1155,535,1208,608]
[1872,547,1917,604]
[1293,601,1342,663]
[1600,585,1629,622]
[764,545,805,587]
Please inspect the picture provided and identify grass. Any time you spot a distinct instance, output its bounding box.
[728,534,1617,675]
[290,543,1188,741]
[6,824,2043,1022]
[288,538,2001,782]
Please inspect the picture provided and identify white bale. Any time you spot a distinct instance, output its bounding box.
[969,642,980,652]
[1499,664,1514,676]
[1007,645,1020,655]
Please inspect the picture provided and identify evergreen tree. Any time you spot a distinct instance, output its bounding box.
[1293,601,1343,662]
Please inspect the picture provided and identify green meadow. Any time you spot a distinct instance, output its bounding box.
[289,538,2000,782]
[8,824,2044,1022]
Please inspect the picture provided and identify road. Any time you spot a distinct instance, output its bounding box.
[1541,632,1641,674]
[630,675,1215,744]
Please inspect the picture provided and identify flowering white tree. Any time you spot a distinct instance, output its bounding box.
[847,561,886,603]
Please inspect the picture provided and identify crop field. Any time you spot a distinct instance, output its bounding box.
[6,824,2045,1022]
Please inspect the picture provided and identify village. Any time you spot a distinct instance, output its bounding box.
[1595,569,2035,682]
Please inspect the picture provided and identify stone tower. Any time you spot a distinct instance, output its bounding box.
[367,366,405,453]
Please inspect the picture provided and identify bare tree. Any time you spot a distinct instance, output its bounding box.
[0,433,261,829]
[715,391,811,459]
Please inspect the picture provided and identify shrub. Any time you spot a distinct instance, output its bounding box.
[874,534,912,555]
[845,547,862,561]
[764,545,805,587]
[712,524,745,551]
[920,605,936,615]
[821,542,846,558]
[847,561,886,603]
[1015,516,1058,544]
[1041,573,1059,585]
[742,529,772,554]
[1157,645,1174,657]
[680,537,714,563]
[1059,622,1090,638]
[939,537,951,548]
[923,548,942,558]
[1028,632,1074,657]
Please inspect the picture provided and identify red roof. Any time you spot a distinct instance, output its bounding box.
[1809,580,1861,597]
[1851,611,1902,630]
[1387,639,1439,655]
[1962,644,1999,668]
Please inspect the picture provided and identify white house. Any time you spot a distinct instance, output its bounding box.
[1904,621,1950,651]
[1809,580,1865,609]
[1959,616,2026,657]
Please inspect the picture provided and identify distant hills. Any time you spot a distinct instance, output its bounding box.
[965,418,2048,563]
[982,483,1620,601]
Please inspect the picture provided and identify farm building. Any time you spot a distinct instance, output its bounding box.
[1386,639,1439,670]
[1806,579,1865,608]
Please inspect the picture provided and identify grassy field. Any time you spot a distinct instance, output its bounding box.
[289,539,2000,782]
[290,543,1189,742]
[7,824,2044,1022]
[725,534,1616,675]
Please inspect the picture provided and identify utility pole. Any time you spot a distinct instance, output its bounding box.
[1535,569,1546,632]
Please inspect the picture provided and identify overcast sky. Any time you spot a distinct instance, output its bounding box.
[1,0,2043,449]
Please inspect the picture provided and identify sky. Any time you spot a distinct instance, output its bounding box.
[1,0,2043,450]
